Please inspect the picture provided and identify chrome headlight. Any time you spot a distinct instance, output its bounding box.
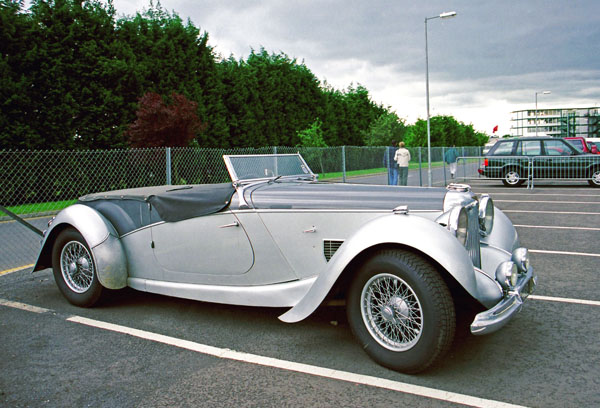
[478,195,494,236]
[448,206,468,246]
[496,261,518,290]
[511,248,530,273]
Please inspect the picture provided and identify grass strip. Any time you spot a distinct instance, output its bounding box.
[2,200,77,216]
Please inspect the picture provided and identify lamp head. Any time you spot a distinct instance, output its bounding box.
[440,11,457,18]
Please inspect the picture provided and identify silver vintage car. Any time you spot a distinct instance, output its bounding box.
[34,153,536,373]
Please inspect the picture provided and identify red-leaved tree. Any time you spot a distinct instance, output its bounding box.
[127,92,205,147]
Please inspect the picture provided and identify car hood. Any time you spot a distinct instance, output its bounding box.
[248,181,447,211]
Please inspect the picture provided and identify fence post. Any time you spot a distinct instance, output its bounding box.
[528,157,534,190]
[461,147,467,180]
[166,147,172,185]
[342,146,347,183]
[418,147,422,187]
[442,146,447,185]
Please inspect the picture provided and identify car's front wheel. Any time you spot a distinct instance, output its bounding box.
[347,250,455,373]
[52,228,104,307]
[502,168,525,187]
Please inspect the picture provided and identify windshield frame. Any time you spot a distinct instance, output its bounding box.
[223,153,317,185]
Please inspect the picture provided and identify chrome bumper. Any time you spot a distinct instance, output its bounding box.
[470,266,537,335]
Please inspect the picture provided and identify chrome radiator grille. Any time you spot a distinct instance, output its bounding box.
[466,203,482,268]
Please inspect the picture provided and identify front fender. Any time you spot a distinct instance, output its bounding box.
[279,213,478,323]
[33,204,128,289]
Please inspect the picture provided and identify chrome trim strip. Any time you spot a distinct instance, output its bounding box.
[474,266,497,283]
[231,209,440,214]
[119,221,165,238]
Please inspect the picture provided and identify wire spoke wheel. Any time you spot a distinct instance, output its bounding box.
[60,240,95,293]
[347,250,455,373]
[361,273,423,351]
[52,228,103,307]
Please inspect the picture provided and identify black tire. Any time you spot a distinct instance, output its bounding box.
[502,168,525,187]
[52,228,103,307]
[346,250,455,373]
[588,168,600,187]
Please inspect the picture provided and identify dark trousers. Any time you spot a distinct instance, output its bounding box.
[398,167,408,185]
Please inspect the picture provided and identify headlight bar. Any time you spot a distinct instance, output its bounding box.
[478,195,494,236]
[448,206,468,246]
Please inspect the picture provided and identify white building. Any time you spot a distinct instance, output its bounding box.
[511,107,599,138]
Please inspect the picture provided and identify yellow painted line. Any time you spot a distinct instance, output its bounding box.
[0,215,53,224]
[0,264,35,276]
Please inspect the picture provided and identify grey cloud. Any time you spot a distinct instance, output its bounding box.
[115,0,600,130]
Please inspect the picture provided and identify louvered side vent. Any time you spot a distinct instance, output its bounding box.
[466,204,482,268]
[324,240,344,262]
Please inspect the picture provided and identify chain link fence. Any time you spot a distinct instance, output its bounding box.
[0,145,484,271]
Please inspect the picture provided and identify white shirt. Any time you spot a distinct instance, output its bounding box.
[394,148,411,167]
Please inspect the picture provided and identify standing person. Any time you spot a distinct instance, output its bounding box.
[384,140,398,185]
[395,141,411,186]
[444,144,459,179]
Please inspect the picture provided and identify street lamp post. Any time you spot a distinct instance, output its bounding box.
[425,11,456,187]
[535,90,551,137]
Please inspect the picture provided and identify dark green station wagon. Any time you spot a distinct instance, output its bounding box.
[478,136,600,187]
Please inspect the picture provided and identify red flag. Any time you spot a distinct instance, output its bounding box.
[493,125,498,133]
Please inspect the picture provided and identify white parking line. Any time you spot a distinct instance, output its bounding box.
[503,210,600,215]
[529,249,600,258]
[66,315,528,408]
[496,200,600,204]
[0,299,525,408]
[515,225,600,231]
[0,299,50,313]
[489,192,600,197]
[529,295,600,307]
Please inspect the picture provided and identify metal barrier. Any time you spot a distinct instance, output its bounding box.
[457,155,600,189]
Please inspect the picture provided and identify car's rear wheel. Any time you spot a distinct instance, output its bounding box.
[588,168,600,187]
[347,249,455,373]
[502,168,525,187]
[52,228,103,307]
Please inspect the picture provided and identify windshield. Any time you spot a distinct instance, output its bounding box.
[565,139,584,153]
[223,154,316,183]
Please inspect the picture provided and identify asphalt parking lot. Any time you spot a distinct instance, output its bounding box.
[1,177,598,407]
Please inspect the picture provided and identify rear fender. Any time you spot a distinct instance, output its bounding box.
[33,204,127,289]
[279,213,478,323]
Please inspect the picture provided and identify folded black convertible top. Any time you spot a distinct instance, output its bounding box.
[79,183,235,235]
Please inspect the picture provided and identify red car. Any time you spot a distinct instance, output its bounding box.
[564,137,599,154]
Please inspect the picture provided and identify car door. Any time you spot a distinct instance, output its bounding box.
[542,139,580,178]
[151,211,255,284]
[516,140,541,178]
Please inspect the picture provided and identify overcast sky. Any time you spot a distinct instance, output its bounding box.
[112,0,600,135]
